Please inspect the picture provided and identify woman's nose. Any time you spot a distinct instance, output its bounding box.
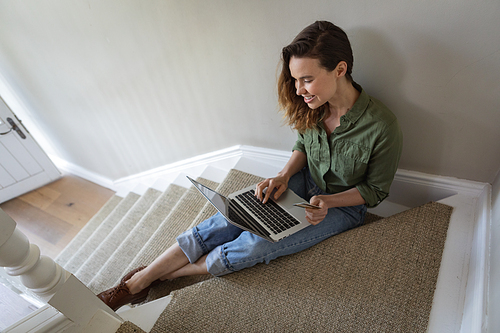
[296,81,305,95]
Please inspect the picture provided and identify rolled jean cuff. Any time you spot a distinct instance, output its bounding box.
[206,245,233,277]
[176,228,206,264]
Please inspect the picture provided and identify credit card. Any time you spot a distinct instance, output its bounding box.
[293,202,321,209]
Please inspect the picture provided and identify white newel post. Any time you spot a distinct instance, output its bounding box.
[0,208,69,301]
[0,208,124,333]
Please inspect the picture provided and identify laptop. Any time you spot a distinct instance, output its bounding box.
[187,176,312,242]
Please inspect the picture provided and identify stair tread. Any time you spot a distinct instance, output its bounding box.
[55,195,123,267]
[60,169,266,302]
[88,184,187,293]
[116,321,147,333]
[75,188,162,285]
[120,177,219,286]
[62,192,141,274]
[148,169,264,301]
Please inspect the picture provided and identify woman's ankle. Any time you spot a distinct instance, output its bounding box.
[126,270,150,294]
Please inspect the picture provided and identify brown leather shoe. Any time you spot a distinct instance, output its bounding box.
[120,266,146,284]
[97,266,150,311]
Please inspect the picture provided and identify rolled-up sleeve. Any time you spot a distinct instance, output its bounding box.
[292,132,306,154]
[356,119,403,208]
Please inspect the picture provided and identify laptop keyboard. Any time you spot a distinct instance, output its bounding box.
[235,190,300,235]
[229,201,271,238]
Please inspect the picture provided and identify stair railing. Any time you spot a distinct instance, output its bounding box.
[0,208,123,333]
[0,208,69,301]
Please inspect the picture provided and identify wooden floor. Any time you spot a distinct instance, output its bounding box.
[0,173,115,259]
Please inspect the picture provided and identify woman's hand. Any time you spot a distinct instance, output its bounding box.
[255,150,307,204]
[305,195,329,225]
[255,174,289,204]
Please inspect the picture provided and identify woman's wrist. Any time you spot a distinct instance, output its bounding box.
[277,170,291,183]
[316,189,365,209]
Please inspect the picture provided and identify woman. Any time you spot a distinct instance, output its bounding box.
[98,20,403,311]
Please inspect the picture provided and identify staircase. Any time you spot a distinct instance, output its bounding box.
[3,146,489,333]
[53,156,284,332]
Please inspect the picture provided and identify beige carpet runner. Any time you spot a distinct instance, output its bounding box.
[147,201,453,333]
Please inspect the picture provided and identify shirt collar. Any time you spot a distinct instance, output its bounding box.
[342,85,369,125]
[315,84,369,136]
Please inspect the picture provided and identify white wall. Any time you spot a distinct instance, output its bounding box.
[489,170,500,332]
[0,0,499,183]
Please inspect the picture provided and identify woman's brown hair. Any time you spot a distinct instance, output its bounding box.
[278,21,354,133]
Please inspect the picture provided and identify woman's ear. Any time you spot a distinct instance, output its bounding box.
[336,61,348,77]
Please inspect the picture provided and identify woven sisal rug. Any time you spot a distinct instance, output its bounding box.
[115,321,146,333]
[149,201,453,333]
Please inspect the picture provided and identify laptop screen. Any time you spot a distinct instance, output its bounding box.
[188,177,229,216]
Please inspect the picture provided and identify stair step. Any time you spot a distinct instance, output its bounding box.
[75,188,162,285]
[87,184,187,294]
[115,321,147,333]
[148,169,264,302]
[63,192,141,274]
[120,177,219,285]
[55,195,123,267]
[232,156,283,179]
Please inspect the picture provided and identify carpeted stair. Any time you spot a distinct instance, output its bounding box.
[147,169,264,301]
[55,195,123,267]
[150,201,452,333]
[115,321,147,333]
[121,177,219,281]
[56,176,218,291]
[76,188,162,285]
[55,168,453,333]
[87,184,187,293]
[61,192,141,273]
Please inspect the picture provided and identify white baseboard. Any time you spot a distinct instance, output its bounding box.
[52,145,488,195]
[49,154,114,190]
[51,145,292,192]
[113,145,244,188]
[460,184,491,333]
[394,169,487,194]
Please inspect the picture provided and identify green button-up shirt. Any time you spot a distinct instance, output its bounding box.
[292,88,403,208]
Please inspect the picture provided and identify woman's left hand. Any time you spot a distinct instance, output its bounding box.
[305,195,329,225]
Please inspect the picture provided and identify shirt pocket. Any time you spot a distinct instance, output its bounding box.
[305,134,320,161]
[332,140,370,181]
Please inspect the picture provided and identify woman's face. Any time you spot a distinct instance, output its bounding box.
[289,56,341,109]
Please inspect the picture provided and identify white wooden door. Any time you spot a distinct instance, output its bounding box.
[0,97,60,203]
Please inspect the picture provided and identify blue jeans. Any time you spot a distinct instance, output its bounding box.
[177,169,366,276]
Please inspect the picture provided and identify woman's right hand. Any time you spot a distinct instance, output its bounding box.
[255,150,307,204]
[255,173,289,204]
